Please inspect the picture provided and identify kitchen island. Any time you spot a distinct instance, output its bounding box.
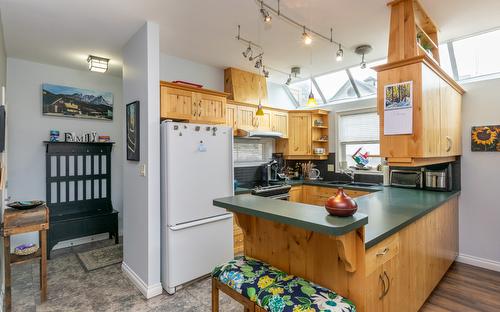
[214,186,459,312]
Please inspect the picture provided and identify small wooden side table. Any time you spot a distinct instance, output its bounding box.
[1,204,49,311]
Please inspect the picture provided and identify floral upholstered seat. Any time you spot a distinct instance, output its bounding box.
[212,256,356,312]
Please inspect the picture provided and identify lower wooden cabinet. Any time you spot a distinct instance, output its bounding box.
[288,186,303,202]
[233,218,244,255]
[300,185,370,206]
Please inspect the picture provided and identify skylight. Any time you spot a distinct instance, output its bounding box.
[288,79,324,106]
[314,70,354,102]
[348,59,386,97]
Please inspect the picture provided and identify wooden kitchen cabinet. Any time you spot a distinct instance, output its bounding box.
[233,218,244,255]
[160,86,196,120]
[254,108,272,131]
[374,0,465,167]
[366,256,400,312]
[271,111,288,138]
[300,185,370,206]
[288,186,303,203]
[236,105,257,131]
[225,103,237,132]
[160,81,229,124]
[276,110,329,160]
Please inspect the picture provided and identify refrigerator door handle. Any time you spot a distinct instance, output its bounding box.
[169,213,233,231]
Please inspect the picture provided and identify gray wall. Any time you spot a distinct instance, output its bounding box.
[458,78,500,270]
[6,58,123,249]
[122,21,162,297]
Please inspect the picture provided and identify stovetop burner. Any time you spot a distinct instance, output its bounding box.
[251,183,291,197]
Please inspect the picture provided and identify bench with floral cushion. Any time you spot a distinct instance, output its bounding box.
[211,256,356,312]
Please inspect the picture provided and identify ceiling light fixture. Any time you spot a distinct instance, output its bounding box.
[242,44,253,58]
[291,66,301,78]
[336,44,344,62]
[260,1,272,23]
[355,44,372,69]
[302,26,312,45]
[254,58,263,69]
[306,90,318,107]
[262,66,270,78]
[87,55,109,73]
[285,74,292,85]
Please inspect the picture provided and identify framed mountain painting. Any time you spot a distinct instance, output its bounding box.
[471,126,500,152]
[42,83,113,120]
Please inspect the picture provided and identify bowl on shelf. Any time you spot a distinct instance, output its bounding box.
[313,147,325,155]
[7,200,45,210]
[14,243,39,256]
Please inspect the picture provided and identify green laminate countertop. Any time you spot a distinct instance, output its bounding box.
[213,195,368,237]
[224,181,460,249]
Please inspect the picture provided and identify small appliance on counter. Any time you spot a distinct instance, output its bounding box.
[390,168,424,189]
[424,164,452,192]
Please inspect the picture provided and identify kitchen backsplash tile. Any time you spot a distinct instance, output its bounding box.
[234,166,261,187]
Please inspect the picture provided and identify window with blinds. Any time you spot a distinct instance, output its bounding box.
[337,111,381,171]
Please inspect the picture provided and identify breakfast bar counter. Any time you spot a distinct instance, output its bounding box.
[214,185,460,312]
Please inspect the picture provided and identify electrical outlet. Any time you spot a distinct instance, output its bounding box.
[327,164,335,172]
[139,164,147,177]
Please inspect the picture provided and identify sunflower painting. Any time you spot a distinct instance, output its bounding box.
[471,126,500,152]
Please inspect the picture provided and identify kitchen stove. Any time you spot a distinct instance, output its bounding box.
[251,184,292,200]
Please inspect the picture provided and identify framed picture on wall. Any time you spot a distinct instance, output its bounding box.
[42,83,113,120]
[126,101,140,161]
[471,126,500,152]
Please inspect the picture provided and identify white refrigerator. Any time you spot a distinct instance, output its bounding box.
[160,121,234,294]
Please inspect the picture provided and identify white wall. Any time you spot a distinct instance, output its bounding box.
[6,58,123,249]
[458,78,500,271]
[122,21,162,298]
[160,54,224,92]
[160,54,295,110]
[0,10,7,304]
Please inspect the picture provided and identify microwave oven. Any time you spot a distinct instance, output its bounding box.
[390,169,423,189]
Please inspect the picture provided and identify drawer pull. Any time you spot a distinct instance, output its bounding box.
[383,271,391,296]
[376,247,389,256]
[379,274,386,299]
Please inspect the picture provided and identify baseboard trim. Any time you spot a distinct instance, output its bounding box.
[457,253,500,272]
[121,261,163,299]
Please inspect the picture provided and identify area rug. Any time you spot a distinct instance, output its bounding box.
[77,244,123,271]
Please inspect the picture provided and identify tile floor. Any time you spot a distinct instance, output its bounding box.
[11,239,242,312]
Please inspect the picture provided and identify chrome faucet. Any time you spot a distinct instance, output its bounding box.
[340,168,355,182]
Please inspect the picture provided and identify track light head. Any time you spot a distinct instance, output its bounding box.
[263,67,270,78]
[285,75,292,85]
[354,44,372,69]
[260,8,272,23]
[336,44,344,62]
[242,45,252,58]
[254,58,262,69]
[302,27,312,45]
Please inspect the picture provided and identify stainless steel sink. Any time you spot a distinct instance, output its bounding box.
[347,182,379,187]
[323,181,348,186]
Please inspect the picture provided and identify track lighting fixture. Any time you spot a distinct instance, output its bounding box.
[242,44,252,59]
[260,1,272,23]
[262,66,270,78]
[285,74,292,85]
[336,44,344,62]
[254,58,263,69]
[302,26,312,45]
[354,45,372,69]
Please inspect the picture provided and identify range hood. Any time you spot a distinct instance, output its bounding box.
[235,129,283,138]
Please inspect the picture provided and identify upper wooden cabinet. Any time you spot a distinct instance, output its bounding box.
[160,81,229,124]
[224,68,268,106]
[225,101,289,138]
[375,0,465,167]
[276,110,329,160]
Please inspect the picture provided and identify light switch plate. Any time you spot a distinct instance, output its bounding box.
[139,164,147,177]
[327,164,335,172]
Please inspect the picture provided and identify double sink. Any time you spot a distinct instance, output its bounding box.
[323,181,379,188]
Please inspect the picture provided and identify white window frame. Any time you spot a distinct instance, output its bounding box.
[233,138,274,168]
[335,108,381,174]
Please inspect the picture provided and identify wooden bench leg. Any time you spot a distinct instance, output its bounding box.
[212,278,219,312]
[40,230,47,302]
[4,236,11,312]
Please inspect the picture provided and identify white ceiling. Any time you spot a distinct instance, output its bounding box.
[1,0,499,82]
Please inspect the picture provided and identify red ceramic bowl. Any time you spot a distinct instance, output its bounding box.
[325,187,358,217]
